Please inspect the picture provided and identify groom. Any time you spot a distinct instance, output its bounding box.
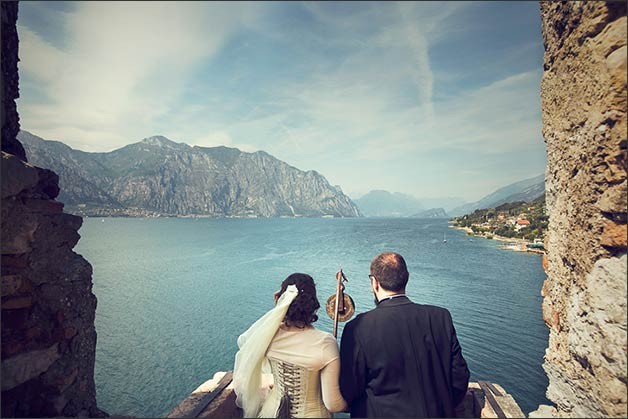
[339,252,470,417]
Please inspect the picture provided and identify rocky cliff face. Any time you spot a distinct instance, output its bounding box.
[537,2,627,417]
[20,131,361,218]
[1,3,104,416]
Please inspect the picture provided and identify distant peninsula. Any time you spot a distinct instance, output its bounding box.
[412,208,448,218]
[19,131,362,218]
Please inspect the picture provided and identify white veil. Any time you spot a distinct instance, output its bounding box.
[233,284,299,418]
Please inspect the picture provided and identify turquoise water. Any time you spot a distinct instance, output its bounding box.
[75,217,550,417]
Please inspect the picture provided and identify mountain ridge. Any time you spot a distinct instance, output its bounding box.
[19,130,362,218]
[449,174,545,216]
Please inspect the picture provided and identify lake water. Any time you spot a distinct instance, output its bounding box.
[75,217,550,417]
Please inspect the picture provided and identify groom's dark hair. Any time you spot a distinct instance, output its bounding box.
[370,252,409,292]
[279,273,320,328]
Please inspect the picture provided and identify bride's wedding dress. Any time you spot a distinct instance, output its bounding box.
[233,285,346,418]
[258,326,345,418]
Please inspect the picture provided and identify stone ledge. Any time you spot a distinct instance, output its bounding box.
[0,152,39,199]
[167,371,241,419]
[167,372,525,418]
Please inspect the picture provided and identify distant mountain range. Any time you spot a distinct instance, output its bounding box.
[352,191,466,217]
[352,190,423,217]
[449,174,545,216]
[19,131,362,218]
[353,175,544,219]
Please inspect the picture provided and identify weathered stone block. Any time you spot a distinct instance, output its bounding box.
[586,254,627,326]
[1,153,38,199]
[32,167,60,200]
[606,44,627,71]
[29,251,92,285]
[23,198,64,214]
[1,296,33,310]
[596,180,627,215]
[30,213,83,253]
[0,204,38,254]
[1,253,29,269]
[600,221,628,248]
[17,278,33,293]
[1,343,60,391]
[1,274,22,296]
[592,16,627,57]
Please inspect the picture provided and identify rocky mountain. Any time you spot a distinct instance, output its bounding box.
[19,131,362,218]
[449,174,545,216]
[411,208,448,218]
[491,180,545,208]
[353,190,423,217]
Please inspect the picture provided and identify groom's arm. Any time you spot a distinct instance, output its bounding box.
[339,319,367,407]
[447,311,470,407]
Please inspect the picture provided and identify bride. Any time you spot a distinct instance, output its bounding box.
[233,273,348,418]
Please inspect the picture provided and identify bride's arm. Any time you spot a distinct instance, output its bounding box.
[321,358,349,413]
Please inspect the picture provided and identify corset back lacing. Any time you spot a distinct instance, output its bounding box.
[270,359,307,418]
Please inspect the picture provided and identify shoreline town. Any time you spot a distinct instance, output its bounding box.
[450,224,546,256]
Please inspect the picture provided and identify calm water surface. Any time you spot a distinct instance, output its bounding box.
[75,217,550,417]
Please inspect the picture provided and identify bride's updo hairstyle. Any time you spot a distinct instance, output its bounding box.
[278,273,320,328]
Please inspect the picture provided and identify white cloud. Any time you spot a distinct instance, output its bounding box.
[354,70,543,161]
[16,1,545,202]
[18,26,68,83]
[218,26,432,161]
[17,1,263,151]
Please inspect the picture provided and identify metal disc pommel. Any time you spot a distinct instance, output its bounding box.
[326,293,355,322]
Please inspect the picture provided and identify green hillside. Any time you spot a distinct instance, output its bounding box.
[452,194,548,241]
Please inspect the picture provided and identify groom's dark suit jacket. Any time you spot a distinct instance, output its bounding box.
[339,296,470,418]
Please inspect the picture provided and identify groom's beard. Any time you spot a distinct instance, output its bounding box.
[373,292,379,307]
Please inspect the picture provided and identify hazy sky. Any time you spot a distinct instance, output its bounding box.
[17,1,546,201]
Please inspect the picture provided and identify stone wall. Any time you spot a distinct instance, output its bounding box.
[1,2,104,416]
[539,2,627,417]
[1,2,25,161]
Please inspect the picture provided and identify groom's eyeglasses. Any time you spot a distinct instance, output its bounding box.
[369,274,377,281]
